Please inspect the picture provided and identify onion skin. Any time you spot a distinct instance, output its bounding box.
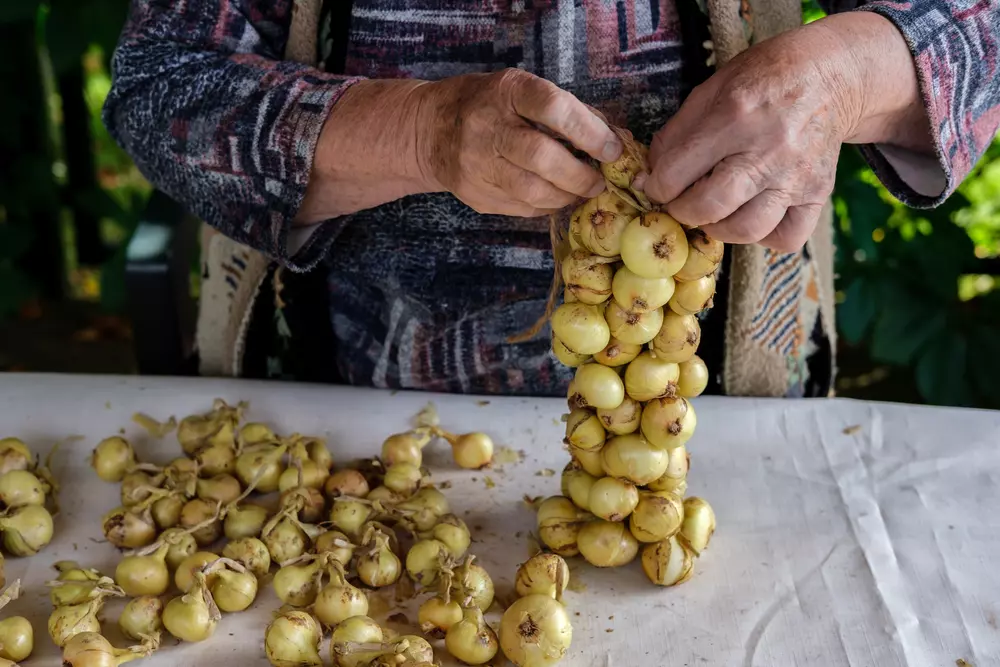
[674,227,724,282]
[514,553,569,601]
[265,610,323,667]
[577,520,639,568]
[640,397,697,451]
[550,303,610,356]
[676,355,710,397]
[641,536,695,586]
[0,615,33,662]
[679,497,716,555]
[620,212,690,279]
[499,594,573,667]
[650,311,701,364]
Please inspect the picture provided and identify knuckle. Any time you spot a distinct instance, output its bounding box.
[719,85,758,119]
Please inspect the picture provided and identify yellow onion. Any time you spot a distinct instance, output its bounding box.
[641,536,695,586]
[651,311,701,363]
[587,477,639,522]
[603,300,663,346]
[561,250,615,305]
[620,212,689,279]
[222,537,272,578]
[224,502,270,541]
[437,430,494,470]
[174,552,219,594]
[674,227,724,282]
[48,587,122,647]
[91,436,136,483]
[151,492,185,530]
[196,473,242,506]
[330,616,383,667]
[514,553,569,601]
[405,539,449,587]
[536,497,590,558]
[629,491,684,543]
[272,557,325,607]
[600,434,669,485]
[419,594,463,639]
[577,520,639,568]
[365,485,403,505]
[61,632,157,667]
[194,441,236,477]
[679,497,716,555]
[162,571,220,642]
[564,409,606,452]
[380,431,429,468]
[278,460,329,494]
[395,487,450,532]
[239,422,277,447]
[596,396,641,435]
[647,446,689,494]
[207,558,258,613]
[1,504,54,555]
[0,438,32,476]
[0,581,31,662]
[356,531,401,588]
[499,594,573,667]
[560,462,597,512]
[433,514,471,559]
[551,336,591,367]
[315,561,368,626]
[329,498,373,539]
[611,266,675,313]
[265,610,323,667]
[677,355,709,397]
[235,443,288,493]
[324,469,370,499]
[262,508,318,565]
[119,595,163,641]
[579,190,639,257]
[0,470,46,508]
[452,557,495,612]
[314,531,356,567]
[573,364,624,411]
[119,471,162,507]
[550,303,610,356]
[115,544,170,597]
[180,498,223,546]
[623,352,679,402]
[445,605,498,665]
[592,337,641,368]
[641,397,697,450]
[569,445,604,478]
[280,487,327,525]
[669,273,716,316]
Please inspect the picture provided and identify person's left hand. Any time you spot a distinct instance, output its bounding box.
[640,14,926,252]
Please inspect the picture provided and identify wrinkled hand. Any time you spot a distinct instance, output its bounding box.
[419,69,623,217]
[641,22,866,252]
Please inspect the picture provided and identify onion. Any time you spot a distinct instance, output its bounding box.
[551,336,591,368]
[587,477,639,522]
[601,139,646,190]
[395,487,450,532]
[0,470,46,508]
[115,544,170,597]
[435,430,494,470]
[560,462,597,512]
[536,497,590,558]
[647,446,689,494]
[577,520,639,568]
[314,531,356,567]
[573,364,624,411]
[174,552,219,594]
[514,553,569,602]
[209,559,258,612]
[91,437,135,483]
[677,355,709,397]
[383,462,423,496]
[222,537,272,578]
[596,396,641,435]
[278,460,329,494]
[629,491,684,543]
[272,558,324,607]
[611,266,675,313]
[329,616,383,667]
[262,509,315,565]
[196,473,242,506]
[563,410,606,452]
[180,498,223,546]
[239,422,277,448]
[641,397,697,450]
[419,594,462,638]
[623,352,679,402]
[620,212,690,279]
[48,588,121,647]
[499,594,573,667]
[324,469,371,499]
[329,498,373,538]
[592,337,641,368]
[568,202,586,251]
[679,497,716,555]
[674,227,724,282]
[224,502,270,541]
[600,434,669,485]
[669,274,716,316]
[280,487,327,525]
[381,431,429,467]
[235,443,288,493]
[265,610,323,667]
[151,493,185,530]
[366,485,404,504]
[61,631,157,667]
[315,561,369,627]
[550,303,610,356]
[1,504,54,555]
[578,190,639,257]
[356,531,401,588]
[405,539,449,587]
[641,536,695,586]
[568,445,604,478]
[119,595,163,641]
[603,300,663,346]
[162,571,220,642]
[432,514,471,559]
[0,438,31,476]
[561,250,614,305]
[0,582,31,663]
[193,441,236,477]
[650,311,701,363]
[445,605,498,665]
[119,471,162,507]
[452,557,495,612]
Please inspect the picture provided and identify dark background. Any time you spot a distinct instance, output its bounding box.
[1,0,998,408]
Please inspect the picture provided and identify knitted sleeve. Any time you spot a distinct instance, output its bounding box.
[102,0,363,270]
[823,0,1000,207]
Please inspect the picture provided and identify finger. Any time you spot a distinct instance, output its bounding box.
[510,73,622,163]
[499,126,605,199]
[704,190,788,245]
[758,204,822,253]
[645,88,742,204]
[493,159,580,211]
[664,154,768,227]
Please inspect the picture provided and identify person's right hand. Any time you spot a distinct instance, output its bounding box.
[417,68,623,217]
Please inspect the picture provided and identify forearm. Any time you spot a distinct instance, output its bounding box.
[295,79,442,224]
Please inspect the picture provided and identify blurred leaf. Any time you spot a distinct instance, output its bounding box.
[840,179,891,261]
[0,265,37,319]
[99,239,128,312]
[838,277,878,345]
[0,223,35,261]
[0,0,40,25]
[869,282,945,366]
[967,324,1000,406]
[915,330,971,407]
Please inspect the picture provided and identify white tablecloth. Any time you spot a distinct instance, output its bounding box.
[1,373,997,667]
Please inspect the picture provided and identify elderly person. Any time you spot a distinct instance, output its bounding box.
[104,0,999,398]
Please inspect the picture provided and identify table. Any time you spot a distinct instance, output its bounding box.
[1,373,998,667]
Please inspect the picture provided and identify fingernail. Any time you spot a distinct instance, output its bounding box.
[601,139,623,163]
[587,180,606,198]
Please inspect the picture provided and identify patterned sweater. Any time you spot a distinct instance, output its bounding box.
[104,0,999,396]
